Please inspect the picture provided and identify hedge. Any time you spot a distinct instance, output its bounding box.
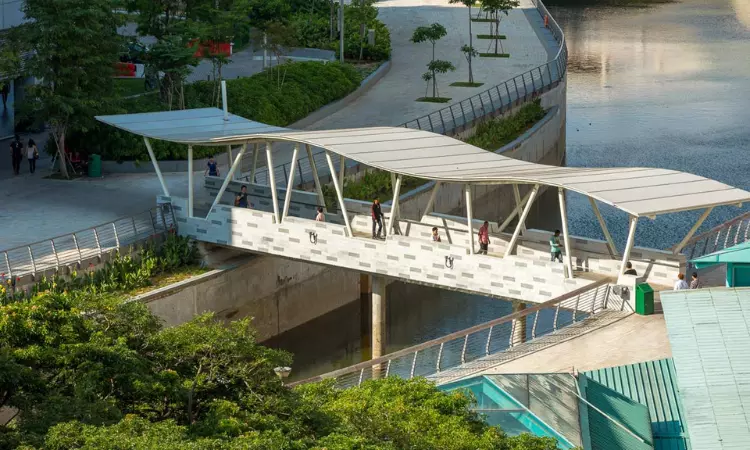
[63,62,362,162]
[466,99,546,151]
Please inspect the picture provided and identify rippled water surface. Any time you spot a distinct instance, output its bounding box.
[269,0,750,380]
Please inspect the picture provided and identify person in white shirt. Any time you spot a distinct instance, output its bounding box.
[315,207,325,222]
[673,273,689,290]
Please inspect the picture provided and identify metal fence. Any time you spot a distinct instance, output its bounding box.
[290,279,620,389]
[251,0,568,188]
[0,204,176,281]
[679,210,750,266]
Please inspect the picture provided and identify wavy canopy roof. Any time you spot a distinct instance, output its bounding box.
[96,108,750,218]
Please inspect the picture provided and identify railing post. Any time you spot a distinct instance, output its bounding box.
[436,342,444,372]
[148,210,158,235]
[553,303,561,330]
[427,114,434,132]
[28,246,36,274]
[112,223,120,248]
[485,325,494,355]
[358,368,365,386]
[468,97,477,120]
[460,334,469,364]
[546,63,553,84]
[505,83,513,107]
[410,351,419,379]
[509,320,516,347]
[573,294,580,322]
[603,285,610,310]
[50,239,60,267]
[591,286,599,314]
[531,311,539,339]
[72,233,83,264]
[513,78,520,103]
[487,90,495,112]
[161,206,170,232]
[459,101,468,125]
[724,225,732,249]
[385,359,391,377]
[93,228,103,257]
[735,221,742,245]
[438,110,447,134]
[477,92,486,114]
[3,251,11,278]
[529,70,537,93]
[449,106,458,130]
[297,159,304,184]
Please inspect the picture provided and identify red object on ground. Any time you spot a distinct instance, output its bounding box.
[189,39,232,58]
[544,15,549,27]
[114,62,136,77]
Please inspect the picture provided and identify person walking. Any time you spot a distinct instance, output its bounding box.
[550,230,563,263]
[478,221,490,254]
[10,134,22,175]
[371,199,385,238]
[690,272,703,289]
[205,155,220,177]
[26,138,38,174]
[673,273,689,290]
[315,206,325,222]
[234,185,250,208]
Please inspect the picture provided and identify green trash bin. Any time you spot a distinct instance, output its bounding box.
[88,154,101,178]
[635,283,654,316]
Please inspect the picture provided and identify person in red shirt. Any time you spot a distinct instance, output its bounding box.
[478,221,490,254]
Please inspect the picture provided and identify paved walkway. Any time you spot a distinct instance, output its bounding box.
[0,1,549,249]
[306,0,548,130]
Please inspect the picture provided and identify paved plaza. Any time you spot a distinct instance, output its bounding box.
[0,0,549,249]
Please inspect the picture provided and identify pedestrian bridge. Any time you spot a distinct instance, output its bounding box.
[96,107,750,305]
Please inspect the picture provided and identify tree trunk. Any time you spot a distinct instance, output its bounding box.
[330,0,335,40]
[359,22,365,61]
[495,16,499,54]
[58,129,69,179]
[431,43,436,98]
[468,7,474,83]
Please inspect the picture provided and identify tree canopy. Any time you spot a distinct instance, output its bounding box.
[0,287,562,449]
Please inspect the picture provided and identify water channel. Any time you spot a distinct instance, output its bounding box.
[266,0,750,381]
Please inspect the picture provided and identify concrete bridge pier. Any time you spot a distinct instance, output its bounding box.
[372,275,387,378]
[360,274,371,360]
[512,301,527,346]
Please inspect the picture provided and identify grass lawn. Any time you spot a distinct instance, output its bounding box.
[471,18,496,22]
[129,265,211,297]
[114,78,147,97]
[476,34,507,39]
[450,81,485,88]
[416,97,452,103]
[479,53,510,58]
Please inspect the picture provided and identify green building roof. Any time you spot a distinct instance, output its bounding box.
[585,359,690,450]
[691,240,750,268]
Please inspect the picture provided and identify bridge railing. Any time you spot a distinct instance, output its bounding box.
[251,0,567,187]
[0,205,176,282]
[289,279,619,389]
[678,210,750,265]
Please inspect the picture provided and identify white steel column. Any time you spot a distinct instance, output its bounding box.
[619,216,639,277]
[371,275,386,378]
[265,143,280,223]
[673,207,714,255]
[559,188,574,279]
[339,155,346,187]
[250,143,259,183]
[208,144,247,216]
[282,144,300,222]
[589,197,619,259]
[513,185,526,232]
[387,175,402,235]
[226,145,233,178]
[143,137,170,197]
[325,150,353,236]
[465,185,475,255]
[306,144,327,212]
[498,188,533,233]
[505,185,539,257]
[421,181,442,221]
[187,145,194,217]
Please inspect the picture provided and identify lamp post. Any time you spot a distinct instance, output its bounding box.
[274,366,292,385]
[339,0,345,63]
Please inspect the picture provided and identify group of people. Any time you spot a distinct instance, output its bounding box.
[673,272,702,290]
[9,134,39,175]
[232,181,327,223]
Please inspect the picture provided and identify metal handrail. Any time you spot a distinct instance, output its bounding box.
[0,205,176,281]
[289,278,615,388]
[677,210,750,263]
[255,0,567,187]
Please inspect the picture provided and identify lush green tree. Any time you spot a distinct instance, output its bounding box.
[450,0,477,83]
[482,0,520,54]
[411,23,449,98]
[13,0,122,179]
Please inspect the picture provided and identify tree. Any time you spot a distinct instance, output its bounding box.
[427,60,456,98]
[461,44,479,82]
[13,0,122,179]
[482,0,520,55]
[450,0,477,83]
[422,72,433,97]
[411,23,449,98]
[349,0,377,61]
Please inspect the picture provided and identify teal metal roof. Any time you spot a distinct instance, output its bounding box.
[661,288,750,450]
[691,241,750,268]
[585,359,690,450]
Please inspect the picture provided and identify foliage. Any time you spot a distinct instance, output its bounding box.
[11,0,123,179]
[467,99,546,151]
[461,44,479,83]
[323,170,428,209]
[427,60,457,98]
[412,23,449,98]
[63,62,361,162]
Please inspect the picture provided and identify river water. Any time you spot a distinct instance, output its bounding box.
[267,0,750,381]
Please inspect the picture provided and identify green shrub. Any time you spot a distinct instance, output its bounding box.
[466,99,546,151]
[62,62,362,162]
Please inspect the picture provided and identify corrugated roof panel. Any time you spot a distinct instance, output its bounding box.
[585,359,690,450]
[661,288,750,450]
